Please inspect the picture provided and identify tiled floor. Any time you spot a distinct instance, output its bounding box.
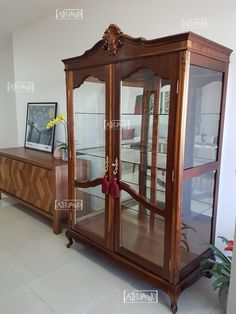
[0,195,223,314]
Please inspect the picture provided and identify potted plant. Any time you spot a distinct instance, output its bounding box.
[46,114,68,160]
[201,236,233,312]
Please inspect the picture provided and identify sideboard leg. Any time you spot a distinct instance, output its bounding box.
[66,230,73,248]
[53,209,62,234]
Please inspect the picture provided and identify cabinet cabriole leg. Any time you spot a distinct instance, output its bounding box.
[203,270,213,279]
[171,303,178,313]
[168,291,179,314]
[65,230,73,248]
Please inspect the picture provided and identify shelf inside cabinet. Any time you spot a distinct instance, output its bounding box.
[76,147,167,170]
[75,112,105,115]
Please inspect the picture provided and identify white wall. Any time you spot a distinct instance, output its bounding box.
[12,0,236,239]
[0,44,18,148]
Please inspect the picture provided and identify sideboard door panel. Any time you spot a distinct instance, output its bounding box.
[0,156,54,213]
[28,165,54,213]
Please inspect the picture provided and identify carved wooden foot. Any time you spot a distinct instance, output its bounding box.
[65,230,73,248]
[66,237,73,248]
[168,291,179,314]
[203,270,213,279]
[171,304,178,313]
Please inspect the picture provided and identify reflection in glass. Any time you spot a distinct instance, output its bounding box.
[73,77,106,182]
[120,69,170,209]
[74,187,105,238]
[120,198,165,267]
[184,66,223,169]
[180,171,216,268]
[73,76,106,240]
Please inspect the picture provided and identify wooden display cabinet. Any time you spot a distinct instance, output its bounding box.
[63,25,232,312]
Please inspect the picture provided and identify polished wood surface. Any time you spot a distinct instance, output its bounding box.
[0,147,65,168]
[0,155,54,212]
[63,29,232,71]
[63,25,232,313]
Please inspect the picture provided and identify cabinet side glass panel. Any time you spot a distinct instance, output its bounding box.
[184,66,223,169]
[180,171,216,269]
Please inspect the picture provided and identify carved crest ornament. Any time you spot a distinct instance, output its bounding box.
[102,24,123,56]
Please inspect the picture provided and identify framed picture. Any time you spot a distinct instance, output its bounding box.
[24,102,57,153]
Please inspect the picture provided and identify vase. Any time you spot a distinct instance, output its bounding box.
[218,283,229,313]
[61,149,68,161]
[53,146,62,159]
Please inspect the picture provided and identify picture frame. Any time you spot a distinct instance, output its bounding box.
[24,102,57,153]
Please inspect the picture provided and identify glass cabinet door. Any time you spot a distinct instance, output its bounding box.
[180,65,224,270]
[72,70,109,248]
[114,56,177,278]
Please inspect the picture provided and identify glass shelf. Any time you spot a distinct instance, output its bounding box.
[75,112,105,115]
[122,178,165,193]
[75,187,105,201]
[74,112,169,116]
[121,113,169,116]
[121,199,165,221]
[76,147,105,161]
[76,147,167,170]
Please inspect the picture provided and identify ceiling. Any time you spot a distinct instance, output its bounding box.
[0,0,77,52]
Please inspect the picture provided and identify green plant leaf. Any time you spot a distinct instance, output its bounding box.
[218,236,231,246]
[201,258,231,277]
[215,253,231,269]
[57,143,68,150]
[209,245,232,265]
[212,276,229,291]
[214,259,231,275]
[204,269,221,278]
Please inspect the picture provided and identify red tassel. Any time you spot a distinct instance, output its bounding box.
[102,175,110,195]
[110,177,120,198]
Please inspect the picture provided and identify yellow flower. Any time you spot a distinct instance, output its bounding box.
[46,114,67,129]
[46,114,68,148]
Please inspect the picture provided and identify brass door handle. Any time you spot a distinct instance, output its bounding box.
[104,156,109,173]
[112,158,118,175]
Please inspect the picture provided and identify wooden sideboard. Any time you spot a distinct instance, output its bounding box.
[0,147,69,234]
